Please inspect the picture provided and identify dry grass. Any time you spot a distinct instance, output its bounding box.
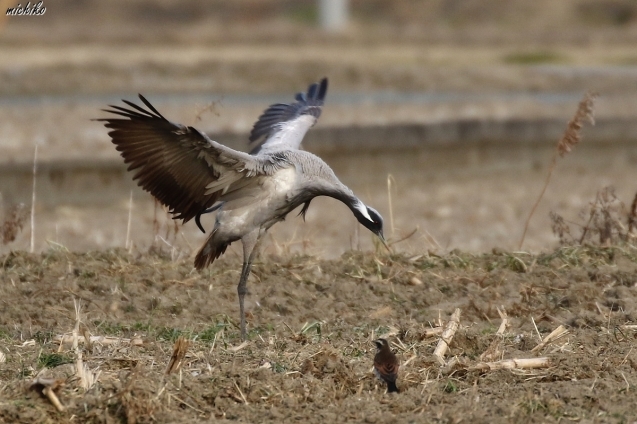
[149,199,190,262]
[551,186,634,246]
[2,246,637,421]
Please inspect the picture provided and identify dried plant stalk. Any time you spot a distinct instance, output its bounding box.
[126,190,133,251]
[72,299,100,390]
[77,360,101,391]
[233,379,249,405]
[55,334,143,346]
[30,144,38,253]
[420,327,444,339]
[387,174,395,238]
[166,337,189,374]
[550,211,572,245]
[579,187,624,245]
[43,386,66,412]
[227,341,249,353]
[551,186,628,246]
[30,377,66,412]
[531,324,569,353]
[82,327,92,351]
[433,308,461,365]
[496,307,508,335]
[479,308,509,362]
[519,92,597,249]
[469,357,550,372]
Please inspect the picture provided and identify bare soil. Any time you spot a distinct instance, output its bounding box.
[1,246,637,423]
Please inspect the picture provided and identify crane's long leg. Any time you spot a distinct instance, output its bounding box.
[237,229,264,340]
[237,261,252,341]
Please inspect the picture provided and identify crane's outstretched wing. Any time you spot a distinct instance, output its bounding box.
[248,78,328,155]
[97,95,273,224]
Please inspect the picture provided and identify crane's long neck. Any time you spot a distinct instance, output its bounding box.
[323,185,384,244]
[323,187,371,223]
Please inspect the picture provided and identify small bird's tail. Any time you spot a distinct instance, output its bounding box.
[387,381,399,393]
[194,228,234,269]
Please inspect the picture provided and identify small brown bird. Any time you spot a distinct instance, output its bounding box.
[373,338,399,393]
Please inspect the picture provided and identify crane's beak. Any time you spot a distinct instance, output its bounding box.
[378,232,391,252]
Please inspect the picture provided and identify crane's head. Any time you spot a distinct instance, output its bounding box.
[353,202,389,250]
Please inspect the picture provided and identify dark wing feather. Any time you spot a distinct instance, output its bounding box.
[248,78,328,154]
[96,94,258,223]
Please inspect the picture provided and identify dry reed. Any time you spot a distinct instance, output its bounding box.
[30,144,38,253]
[387,174,396,238]
[126,190,133,251]
[519,92,597,249]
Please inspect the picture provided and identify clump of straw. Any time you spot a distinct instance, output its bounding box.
[166,337,189,375]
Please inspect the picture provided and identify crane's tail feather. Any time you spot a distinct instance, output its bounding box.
[194,229,236,269]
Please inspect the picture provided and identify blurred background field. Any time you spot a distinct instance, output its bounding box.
[1,0,637,255]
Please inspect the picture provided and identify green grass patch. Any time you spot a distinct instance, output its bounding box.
[155,327,188,342]
[132,322,153,333]
[0,328,12,340]
[93,320,126,336]
[197,324,228,343]
[38,353,73,368]
[444,380,459,393]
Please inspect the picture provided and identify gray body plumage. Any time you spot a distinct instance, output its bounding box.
[197,149,356,268]
[98,78,386,340]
